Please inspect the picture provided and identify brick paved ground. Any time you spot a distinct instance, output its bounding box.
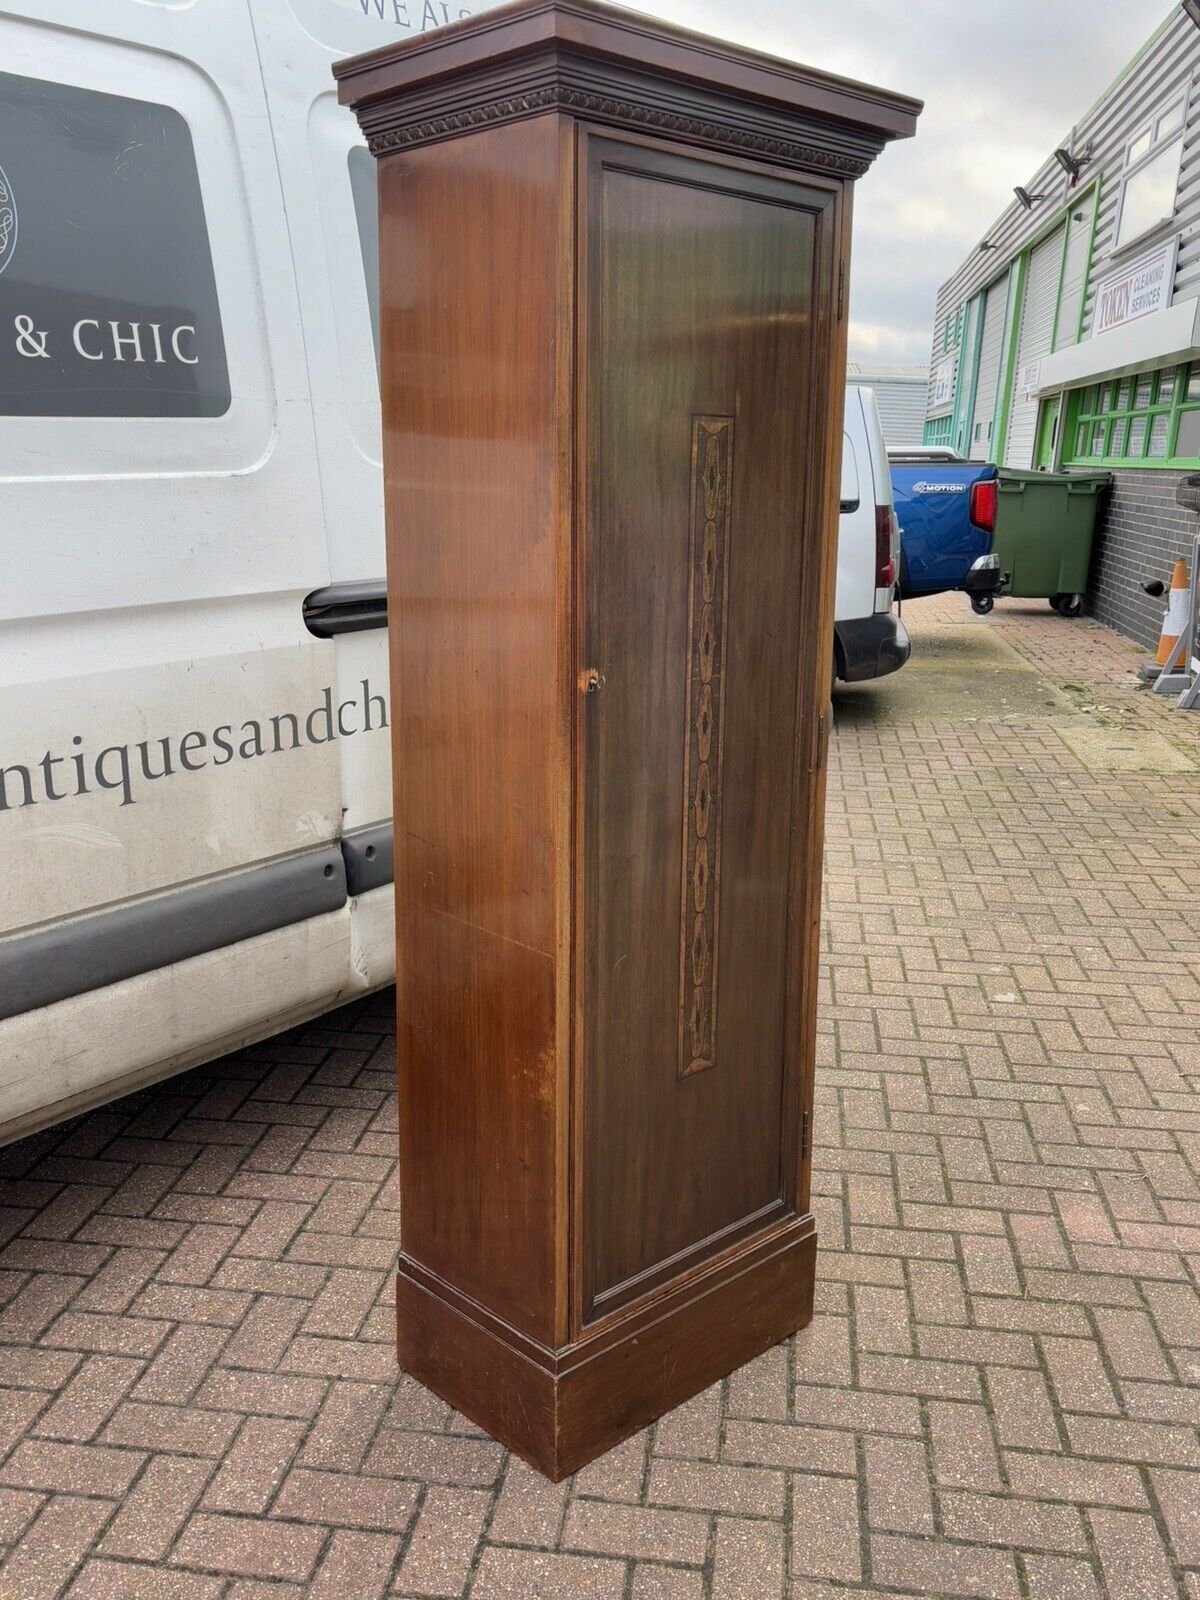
[1,596,1199,1599]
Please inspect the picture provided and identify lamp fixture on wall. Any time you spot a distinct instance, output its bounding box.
[1053,145,1092,184]
[1014,186,1046,210]
[979,240,999,252]
[1183,0,1200,31]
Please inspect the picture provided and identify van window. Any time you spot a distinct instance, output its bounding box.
[0,71,229,418]
[348,145,380,369]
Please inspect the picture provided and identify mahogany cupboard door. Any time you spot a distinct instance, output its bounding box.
[578,135,838,1325]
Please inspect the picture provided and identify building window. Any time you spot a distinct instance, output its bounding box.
[1062,363,1200,466]
[1114,90,1187,251]
[923,413,954,448]
[938,308,964,354]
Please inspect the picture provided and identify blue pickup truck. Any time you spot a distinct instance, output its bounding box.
[888,448,1002,614]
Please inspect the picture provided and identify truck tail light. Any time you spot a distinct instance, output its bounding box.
[875,504,895,589]
[970,479,997,534]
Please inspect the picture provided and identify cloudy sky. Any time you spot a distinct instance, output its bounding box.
[605,0,1178,367]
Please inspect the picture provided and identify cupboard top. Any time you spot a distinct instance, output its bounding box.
[335,0,920,177]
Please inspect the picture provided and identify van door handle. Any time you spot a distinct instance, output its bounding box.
[303,580,387,637]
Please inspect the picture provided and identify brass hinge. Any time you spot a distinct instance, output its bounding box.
[837,260,846,320]
[801,1110,810,1158]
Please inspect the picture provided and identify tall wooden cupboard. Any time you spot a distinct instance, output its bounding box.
[337,0,919,1479]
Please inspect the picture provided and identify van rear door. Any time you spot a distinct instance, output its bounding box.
[835,391,876,624]
[246,0,513,971]
[248,0,399,976]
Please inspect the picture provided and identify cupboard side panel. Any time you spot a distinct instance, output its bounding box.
[792,183,849,1221]
[379,115,565,1342]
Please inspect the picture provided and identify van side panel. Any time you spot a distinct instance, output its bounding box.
[0,1,365,1125]
[0,908,366,1142]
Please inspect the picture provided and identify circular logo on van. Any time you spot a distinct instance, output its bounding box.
[0,162,17,277]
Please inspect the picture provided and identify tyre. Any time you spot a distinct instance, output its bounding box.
[1054,593,1083,618]
[970,595,994,615]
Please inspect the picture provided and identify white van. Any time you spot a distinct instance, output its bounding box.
[835,385,909,682]
[0,0,499,1141]
[0,4,894,1142]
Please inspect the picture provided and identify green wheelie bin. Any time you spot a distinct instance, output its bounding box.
[992,469,1111,617]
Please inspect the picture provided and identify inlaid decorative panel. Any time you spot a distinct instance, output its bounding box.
[678,415,734,1078]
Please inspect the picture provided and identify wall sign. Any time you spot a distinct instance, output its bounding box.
[1019,359,1041,399]
[0,72,229,418]
[930,352,955,415]
[1093,238,1179,338]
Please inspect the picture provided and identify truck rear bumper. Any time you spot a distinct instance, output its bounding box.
[963,553,1002,596]
[835,613,910,683]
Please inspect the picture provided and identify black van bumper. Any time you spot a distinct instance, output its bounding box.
[835,613,911,683]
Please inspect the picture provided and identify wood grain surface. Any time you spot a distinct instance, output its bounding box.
[342,0,916,1478]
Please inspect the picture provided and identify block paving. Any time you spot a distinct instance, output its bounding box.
[1,595,1199,1598]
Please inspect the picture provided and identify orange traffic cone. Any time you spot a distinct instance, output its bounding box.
[1156,557,1191,667]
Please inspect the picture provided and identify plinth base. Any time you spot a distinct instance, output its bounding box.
[396,1216,816,1480]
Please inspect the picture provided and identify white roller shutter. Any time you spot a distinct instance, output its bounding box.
[1005,226,1064,468]
[872,383,927,447]
[969,276,1008,461]
[1053,204,1091,351]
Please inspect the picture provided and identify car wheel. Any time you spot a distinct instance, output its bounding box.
[970,595,994,615]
